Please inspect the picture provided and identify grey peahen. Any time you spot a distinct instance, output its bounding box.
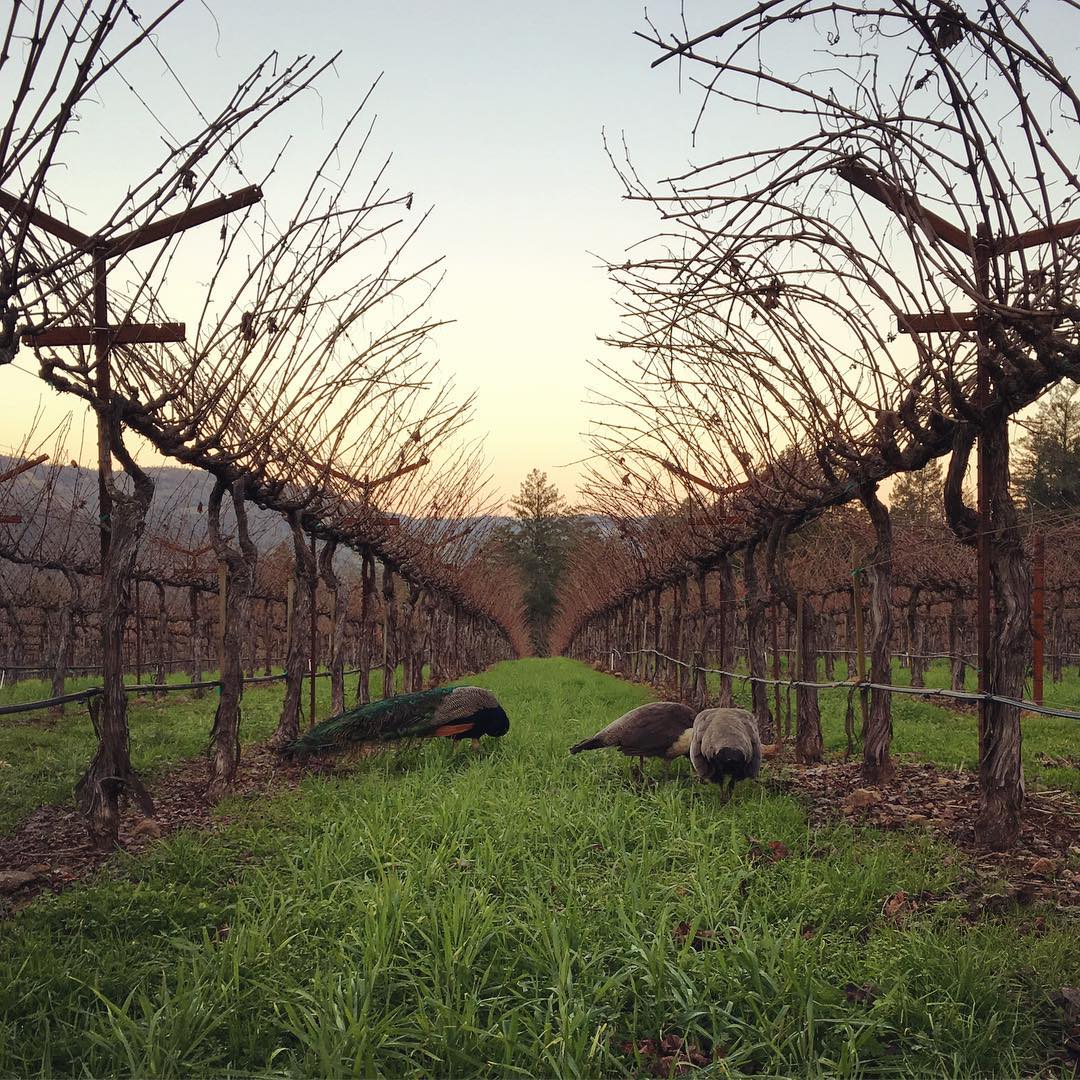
[569,701,695,777]
[284,685,509,756]
[690,707,761,799]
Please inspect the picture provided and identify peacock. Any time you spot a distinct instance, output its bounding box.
[690,707,761,799]
[284,685,509,756]
[569,701,695,778]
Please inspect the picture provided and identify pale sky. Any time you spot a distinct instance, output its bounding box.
[5,0,732,505]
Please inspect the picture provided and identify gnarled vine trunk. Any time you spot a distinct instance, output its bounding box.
[319,540,347,716]
[75,428,154,849]
[189,585,205,698]
[948,596,967,691]
[50,569,79,711]
[907,588,926,688]
[716,556,736,709]
[767,521,822,763]
[743,540,773,742]
[859,481,894,783]
[356,548,375,704]
[206,478,257,798]
[691,567,710,710]
[382,562,397,698]
[154,581,167,694]
[270,513,314,749]
[945,422,1028,850]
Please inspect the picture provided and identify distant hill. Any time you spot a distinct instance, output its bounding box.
[0,456,563,561]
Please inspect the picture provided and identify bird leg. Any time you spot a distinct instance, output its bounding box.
[471,737,480,752]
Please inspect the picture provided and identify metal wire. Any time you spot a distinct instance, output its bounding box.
[614,648,1080,721]
[0,666,369,717]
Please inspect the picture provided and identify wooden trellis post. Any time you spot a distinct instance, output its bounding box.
[852,568,868,734]
[1033,532,1045,706]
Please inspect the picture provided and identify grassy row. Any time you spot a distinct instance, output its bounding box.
[2,659,1077,836]
[1,658,1078,1076]
[0,670,398,834]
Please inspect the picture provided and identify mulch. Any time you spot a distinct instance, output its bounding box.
[0,745,342,914]
[765,752,1080,911]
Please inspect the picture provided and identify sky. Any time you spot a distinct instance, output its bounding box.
[4,0,739,505]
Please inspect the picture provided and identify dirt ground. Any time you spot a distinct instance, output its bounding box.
[767,753,1080,911]
[0,746,341,912]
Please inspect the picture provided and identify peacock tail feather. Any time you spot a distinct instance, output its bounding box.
[285,686,456,755]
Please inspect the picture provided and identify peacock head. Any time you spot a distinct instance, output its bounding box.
[473,703,510,737]
[441,686,510,738]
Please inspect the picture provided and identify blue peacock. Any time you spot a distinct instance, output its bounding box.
[285,685,510,755]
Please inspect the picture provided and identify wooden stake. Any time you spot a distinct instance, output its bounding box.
[286,578,295,648]
[309,533,317,727]
[853,569,868,734]
[134,579,142,684]
[975,222,992,763]
[770,603,782,748]
[217,562,228,678]
[1033,531,1045,706]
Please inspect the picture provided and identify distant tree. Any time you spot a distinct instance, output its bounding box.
[500,470,585,654]
[889,459,945,526]
[1012,384,1080,517]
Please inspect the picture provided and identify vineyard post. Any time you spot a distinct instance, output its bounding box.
[974,223,993,761]
[717,562,732,707]
[155,582,167,693]
[794,592,803,689]
[217,563,227,677]
[190,585,202,693]
[263,601,273,676]
[853,568,868,733]
[286,578,295,655]
[309,533,317,727]
[1033,531,1045,706]
[134,578,142,684]
[770,603,781,746]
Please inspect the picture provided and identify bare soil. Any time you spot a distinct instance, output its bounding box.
[767,752,1080,911]
[0,745,340,913]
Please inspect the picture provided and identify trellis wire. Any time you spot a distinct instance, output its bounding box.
[612,648,1080,722]
[0,666,368,717]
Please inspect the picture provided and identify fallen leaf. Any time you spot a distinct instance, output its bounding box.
[843,982,880,1005]
[845,788,882,810]
[882,890,917,920]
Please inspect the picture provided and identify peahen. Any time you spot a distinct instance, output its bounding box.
[569,701,695,778]
[690,707,761,799]
[284,685,509,756]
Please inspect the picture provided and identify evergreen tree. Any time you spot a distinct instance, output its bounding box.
[499,470,585,654]
[889,459,944,526]
[1012,383,1080,517]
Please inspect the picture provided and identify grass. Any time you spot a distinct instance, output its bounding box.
[0,669,400,834]
[1,658,1079,1077]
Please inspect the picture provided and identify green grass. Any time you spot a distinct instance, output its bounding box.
[0,669,400,834]
[1,658,1078,1077]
